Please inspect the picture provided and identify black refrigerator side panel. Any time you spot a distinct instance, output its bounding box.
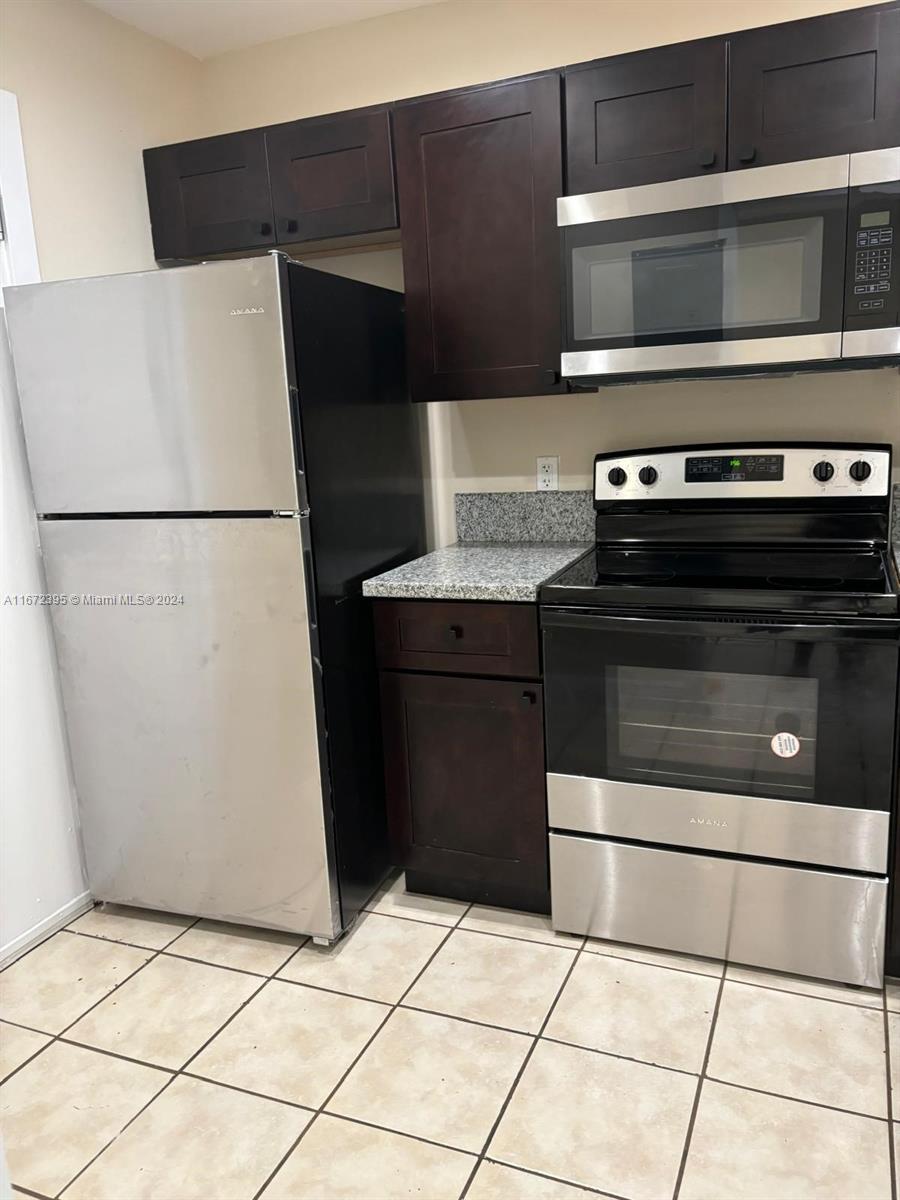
[287,262,426,925]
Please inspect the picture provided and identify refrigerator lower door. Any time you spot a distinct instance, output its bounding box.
[39,516,339,938]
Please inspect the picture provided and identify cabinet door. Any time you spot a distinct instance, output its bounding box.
[380,672,548,899]
[266,108,397,244]
[729,4,900,169]
[393,74,563,402]
[565,39,726,194]
[143,131,275,261]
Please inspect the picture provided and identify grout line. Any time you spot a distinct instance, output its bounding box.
[181,1070,317,1114]
[483,1156,627,1199]
[584,945,725,982]
[704,1075,892,1125]
[723,972,884,1013]
[322,1109,479,1159]
[458,935,587,1200]
[269,973,393,1008]
[10,1186,54,1200]
[884,992,896,1200]
[538,1035,701,1080]
[60,925,193,955]
[446,923,586,953]
[672,969,726,1199]
[250,902,474,1200]
[55,1037,176,1075]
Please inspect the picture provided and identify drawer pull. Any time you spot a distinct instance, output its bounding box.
[520,690,537,707]
[448,624,464,640]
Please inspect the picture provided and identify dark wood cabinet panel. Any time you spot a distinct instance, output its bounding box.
[729,4,900,169]
[144,131,275,261]
[380,670,548,909]
[373,599,539,678]
[393,74,563,402]
[565,39,727,193]
[266,108,398,243]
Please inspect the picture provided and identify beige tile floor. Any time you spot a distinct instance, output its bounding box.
[0,872,895,1200]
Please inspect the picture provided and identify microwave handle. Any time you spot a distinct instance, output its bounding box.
[540,607,900,643]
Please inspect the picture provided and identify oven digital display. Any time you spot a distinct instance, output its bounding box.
[685,454,784,483]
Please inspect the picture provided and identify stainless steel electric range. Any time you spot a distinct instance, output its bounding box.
[540,442,900,988]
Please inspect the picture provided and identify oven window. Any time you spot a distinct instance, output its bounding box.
[607,666,818,797]
[572,217,825,341]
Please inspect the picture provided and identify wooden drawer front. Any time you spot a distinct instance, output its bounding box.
[374,599,539,678]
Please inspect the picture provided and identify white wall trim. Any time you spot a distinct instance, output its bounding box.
[0,891,93,968]
[0,89,40,291]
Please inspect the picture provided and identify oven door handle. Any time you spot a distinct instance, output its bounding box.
[540,607,900,642]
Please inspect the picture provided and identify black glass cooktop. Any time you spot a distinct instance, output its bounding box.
[542,545,899,615]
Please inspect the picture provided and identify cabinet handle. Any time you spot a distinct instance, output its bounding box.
[698,148,717,168]
[448,624,463,640]
[737,145,756,164]
[260,221,272,236]
[520,690,537,707]
[286,219,298,234]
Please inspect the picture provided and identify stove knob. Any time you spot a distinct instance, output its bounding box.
[638,466,658,486]
[607,467,627,487]
[812,461,834,482]
[849,460,872,482]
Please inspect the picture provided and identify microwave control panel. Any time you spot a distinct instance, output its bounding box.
[845,177,899,329]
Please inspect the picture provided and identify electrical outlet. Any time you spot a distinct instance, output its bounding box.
[536,455,559,491]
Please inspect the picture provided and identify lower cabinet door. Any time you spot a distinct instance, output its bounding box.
[380,671,548,905]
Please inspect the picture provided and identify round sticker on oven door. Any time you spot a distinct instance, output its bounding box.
[771,732,800,759]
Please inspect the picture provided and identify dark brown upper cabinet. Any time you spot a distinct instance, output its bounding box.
[144,130,275,261]
[564,38,727,194]
[729,3,900,169]
[265,108,397,244]
[393,74,563,402]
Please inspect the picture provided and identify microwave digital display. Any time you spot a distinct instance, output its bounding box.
[860,211,891,228]
[685,454,785,483]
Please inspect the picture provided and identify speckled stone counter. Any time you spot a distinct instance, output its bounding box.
[362,542,590,603]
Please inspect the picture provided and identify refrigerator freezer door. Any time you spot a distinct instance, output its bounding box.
[39,516,338,938]
[5,257,298,514]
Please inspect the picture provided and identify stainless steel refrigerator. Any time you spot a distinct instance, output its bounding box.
[6,254,424,940]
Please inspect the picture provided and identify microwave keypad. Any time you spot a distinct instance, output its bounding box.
[853,226,893,308]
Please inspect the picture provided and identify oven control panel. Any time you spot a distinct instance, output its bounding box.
[594,446,892,502]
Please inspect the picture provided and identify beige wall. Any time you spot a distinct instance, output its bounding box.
[0,0,202,281]
[198,0,886,134]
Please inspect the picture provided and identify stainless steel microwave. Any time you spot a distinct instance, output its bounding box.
[558,147,899,380]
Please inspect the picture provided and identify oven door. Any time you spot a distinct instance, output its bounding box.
[559,156,849,377]
[542,608,899,873]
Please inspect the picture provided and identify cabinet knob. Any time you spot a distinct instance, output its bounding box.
[520,690,537,707]
[260,221,272,236]
[737,145,756,164]
[448,624,463,640]
[698,148,717,168]
[286,219,298,235]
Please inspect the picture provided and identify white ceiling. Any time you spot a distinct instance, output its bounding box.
[86,0,447,59]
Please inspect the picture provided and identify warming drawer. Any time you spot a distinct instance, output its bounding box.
[550,831,886,987]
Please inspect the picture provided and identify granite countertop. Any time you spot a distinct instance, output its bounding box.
[362,542,590,603]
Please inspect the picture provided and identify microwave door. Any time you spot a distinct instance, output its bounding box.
[560,154,849,378]
[631,239,725,339]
